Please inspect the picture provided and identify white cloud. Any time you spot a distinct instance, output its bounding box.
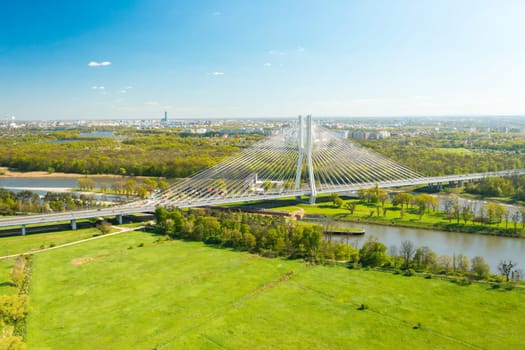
[119,86,133,94]
[87,61,111,67]
[212,11,222,16]
[145,101,160,106]
[91,86,105,90]
[268,50,285,56]
[210,71,225,76]
[263,62,272,67]
[297,47,305,52]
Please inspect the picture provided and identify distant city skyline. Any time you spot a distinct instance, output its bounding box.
[1,0,525,120]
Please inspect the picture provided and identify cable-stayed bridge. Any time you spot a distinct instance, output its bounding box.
[1,115,525,234]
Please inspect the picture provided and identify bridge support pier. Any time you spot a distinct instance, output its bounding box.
[70,219,77,230]
[21,224,26,236]
[117,215,123,225]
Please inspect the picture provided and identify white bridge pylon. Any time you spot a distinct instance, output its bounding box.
[155,115,424,206]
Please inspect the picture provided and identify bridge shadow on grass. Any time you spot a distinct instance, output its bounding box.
[0,281,15,288]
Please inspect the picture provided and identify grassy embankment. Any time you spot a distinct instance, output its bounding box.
[10,230,523,349]
[238,197,525,237]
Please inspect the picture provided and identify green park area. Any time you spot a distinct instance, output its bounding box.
[244,191,525,238]
[0,229,518,349]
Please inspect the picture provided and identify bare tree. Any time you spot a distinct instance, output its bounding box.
[498,260,517,282]
[400,240,415,268]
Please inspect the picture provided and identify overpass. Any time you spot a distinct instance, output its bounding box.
[1,115,524,234]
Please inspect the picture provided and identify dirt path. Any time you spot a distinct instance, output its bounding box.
[0,226,144,260]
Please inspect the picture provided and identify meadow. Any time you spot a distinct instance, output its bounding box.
[18,230,525,349]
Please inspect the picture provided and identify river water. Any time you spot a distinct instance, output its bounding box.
[325,221,525,273]
[0,177,124,202]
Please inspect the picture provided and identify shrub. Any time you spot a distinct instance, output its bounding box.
[357,304,368,310]
[403,268,415,277]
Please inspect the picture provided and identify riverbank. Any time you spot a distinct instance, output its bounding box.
[305,213,524,238]
[0,167,160,180]
[0,167,123,179]
[237,198,525,239]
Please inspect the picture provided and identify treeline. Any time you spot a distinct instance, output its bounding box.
[77,177,168,198]
[0,255,31,349]
[465,176,525,201]
[0,189,97,215]
[154,207,355,263]
[0,130,263,177]
[154,207,519,283]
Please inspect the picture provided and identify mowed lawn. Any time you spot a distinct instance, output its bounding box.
[26,231,525,349]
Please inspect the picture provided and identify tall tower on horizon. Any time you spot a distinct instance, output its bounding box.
[162,111,168,123]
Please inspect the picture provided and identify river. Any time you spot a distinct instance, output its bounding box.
[324,221,524,273]
[0,177,125,202]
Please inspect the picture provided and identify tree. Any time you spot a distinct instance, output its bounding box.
[399,240,415,268]
[100,182,109,193]
[392,192,413,210]
[96,221,112,235]
[495,204,506,224]
[461,205,474,224]
[378,189,389,208]
[330,193,340,207]
[511,211,520,232]
[77,177,96,191]
[485,203,497,224]
[344,201,356,214]
[334,197,344,208]
[471,256,490,279]
[498,260,516,282]
[359,237,389,267]
[413,246,437,270]
[444,194,458,223]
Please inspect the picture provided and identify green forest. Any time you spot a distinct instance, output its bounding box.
[0,129,263,177]
[2,128,525,179]
[359,132,525,176]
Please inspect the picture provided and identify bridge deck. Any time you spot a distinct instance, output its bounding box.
[1,169,524,230]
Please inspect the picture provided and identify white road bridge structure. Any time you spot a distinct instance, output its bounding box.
[2,115,525,235]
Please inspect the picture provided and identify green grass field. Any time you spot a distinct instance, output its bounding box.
[21,230,525,349]
[0,228,101,295]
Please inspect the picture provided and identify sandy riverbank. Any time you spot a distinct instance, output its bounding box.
[0,167,152,179]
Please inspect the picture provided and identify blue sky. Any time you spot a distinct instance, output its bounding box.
[1,0,525,120]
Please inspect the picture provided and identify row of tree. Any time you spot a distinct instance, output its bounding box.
[0,189,98,215]
[77,177,169,198]
[338,187,525,228]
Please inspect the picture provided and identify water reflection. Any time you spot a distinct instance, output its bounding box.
[325,221,525,273]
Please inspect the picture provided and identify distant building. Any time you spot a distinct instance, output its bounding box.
[348,130,391,140]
